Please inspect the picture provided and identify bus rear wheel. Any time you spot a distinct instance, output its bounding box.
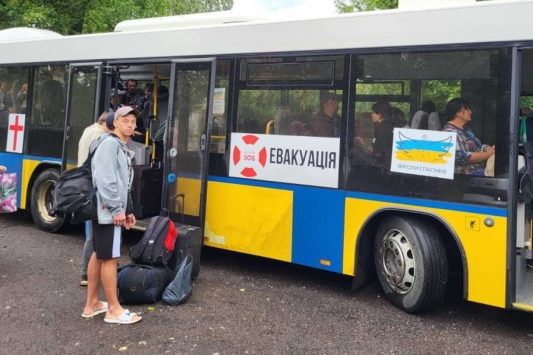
[30,169,65,232]
[374,215,447,313]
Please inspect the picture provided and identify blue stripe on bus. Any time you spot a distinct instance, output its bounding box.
[208,176,507,217]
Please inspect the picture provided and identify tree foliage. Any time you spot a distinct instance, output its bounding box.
[335,0,398,12]
[0,0,233,35]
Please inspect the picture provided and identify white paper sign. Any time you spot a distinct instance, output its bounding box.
[213,88,226,115]
[390,128,457,180]
[6,113,25,153]
[229,133,340,188]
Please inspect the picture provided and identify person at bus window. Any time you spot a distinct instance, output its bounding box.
[391,107,407,128]
[0,79,13,125]
[77,112,112,286]
[83,106,141,324]
[310,92,341,137]
[122,79,143,111]
[371,101,396,168]
[441,98,495,176]
[15,83,28,114]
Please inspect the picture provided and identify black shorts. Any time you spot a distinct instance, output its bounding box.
[91,221,122,260]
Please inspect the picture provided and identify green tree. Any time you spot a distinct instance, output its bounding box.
[83,0,232,33]
[0,0,232,35]
[335,0,398,12]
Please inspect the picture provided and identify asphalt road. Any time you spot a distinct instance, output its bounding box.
[1,212,532,354]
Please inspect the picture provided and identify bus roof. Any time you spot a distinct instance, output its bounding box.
[0,0,532,65]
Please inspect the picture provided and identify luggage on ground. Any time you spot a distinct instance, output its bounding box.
[117,264,173,304]
[129,215,178,266]
[162,255,193,306]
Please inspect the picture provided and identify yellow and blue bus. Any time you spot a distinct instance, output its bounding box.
[0,0,532,313]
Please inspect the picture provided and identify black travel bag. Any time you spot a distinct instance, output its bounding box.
[131,165,163,219]
[117,264,173,304]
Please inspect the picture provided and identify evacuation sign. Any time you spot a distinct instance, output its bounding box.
[229,133,340,188]
[6,114,25,153]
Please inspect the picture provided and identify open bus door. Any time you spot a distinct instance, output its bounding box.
[162,59,216,240]
[62,63,103,170]
[29,63,103,232]
[514,48,533,312]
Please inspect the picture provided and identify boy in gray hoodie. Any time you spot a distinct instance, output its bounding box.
[82,106,141,325]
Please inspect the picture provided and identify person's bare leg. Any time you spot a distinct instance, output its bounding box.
[101,258,125,317]
[83,253,104,315]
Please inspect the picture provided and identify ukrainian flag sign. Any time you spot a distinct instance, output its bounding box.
[390,128,457,180]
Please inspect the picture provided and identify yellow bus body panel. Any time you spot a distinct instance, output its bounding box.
[344,197,507,308]
[175,177,201,217]
[205,181,292,262]
[20,159,42,209]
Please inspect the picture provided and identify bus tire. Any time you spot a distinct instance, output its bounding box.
[30,169,65,233]
[374,215,447,313]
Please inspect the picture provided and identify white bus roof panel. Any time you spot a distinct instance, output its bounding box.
[0,0,532,65]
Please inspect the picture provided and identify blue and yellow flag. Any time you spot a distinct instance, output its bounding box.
[395,131,454,164]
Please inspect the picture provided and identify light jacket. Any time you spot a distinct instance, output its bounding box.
[90,133,133,224]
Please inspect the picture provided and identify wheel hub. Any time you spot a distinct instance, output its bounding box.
[380,229,416,294]
[36,179,56,223]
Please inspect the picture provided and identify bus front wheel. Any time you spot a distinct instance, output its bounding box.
[30,169,65,232]
[374,215,447,313]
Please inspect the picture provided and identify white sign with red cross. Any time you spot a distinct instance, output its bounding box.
[6,114,26,153]
[229,133,340,188]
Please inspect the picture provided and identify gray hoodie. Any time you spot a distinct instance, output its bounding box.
[90,134,133,224]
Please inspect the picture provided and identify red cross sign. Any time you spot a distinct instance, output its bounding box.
[6,114,25,153]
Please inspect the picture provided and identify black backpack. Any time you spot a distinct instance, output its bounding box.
[130,216,178,266]
[52,139,103,224]
[117,264,173,304]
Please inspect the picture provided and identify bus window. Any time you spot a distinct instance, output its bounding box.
[0,67,30,152]
[209,60,231,177]
[236,55,345,138]
[26,65,68,158]
[348,48,512,206]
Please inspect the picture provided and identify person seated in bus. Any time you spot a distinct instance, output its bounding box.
[272,107,292,135]
[391,106,407,128]
[371,101,396,168]
[14,82,28,114]
[287,113,313,136]
[310,92,341,137]
[0,79,13,125]
[441,98,495,176]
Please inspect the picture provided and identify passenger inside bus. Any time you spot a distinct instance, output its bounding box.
[310,91,341,137]
[370,101,397,168]
[0,79,13,132]
[441,98,495,176]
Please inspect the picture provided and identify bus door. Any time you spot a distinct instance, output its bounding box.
[515,47,533,311]
[163,59,216,230]
[62,63,103,170]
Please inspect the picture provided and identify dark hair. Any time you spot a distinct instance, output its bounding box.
[371,101,392,122]
[445,98,470,120]
[391,107,406,127]
[421,100,436,113]
[125,79,137,86]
